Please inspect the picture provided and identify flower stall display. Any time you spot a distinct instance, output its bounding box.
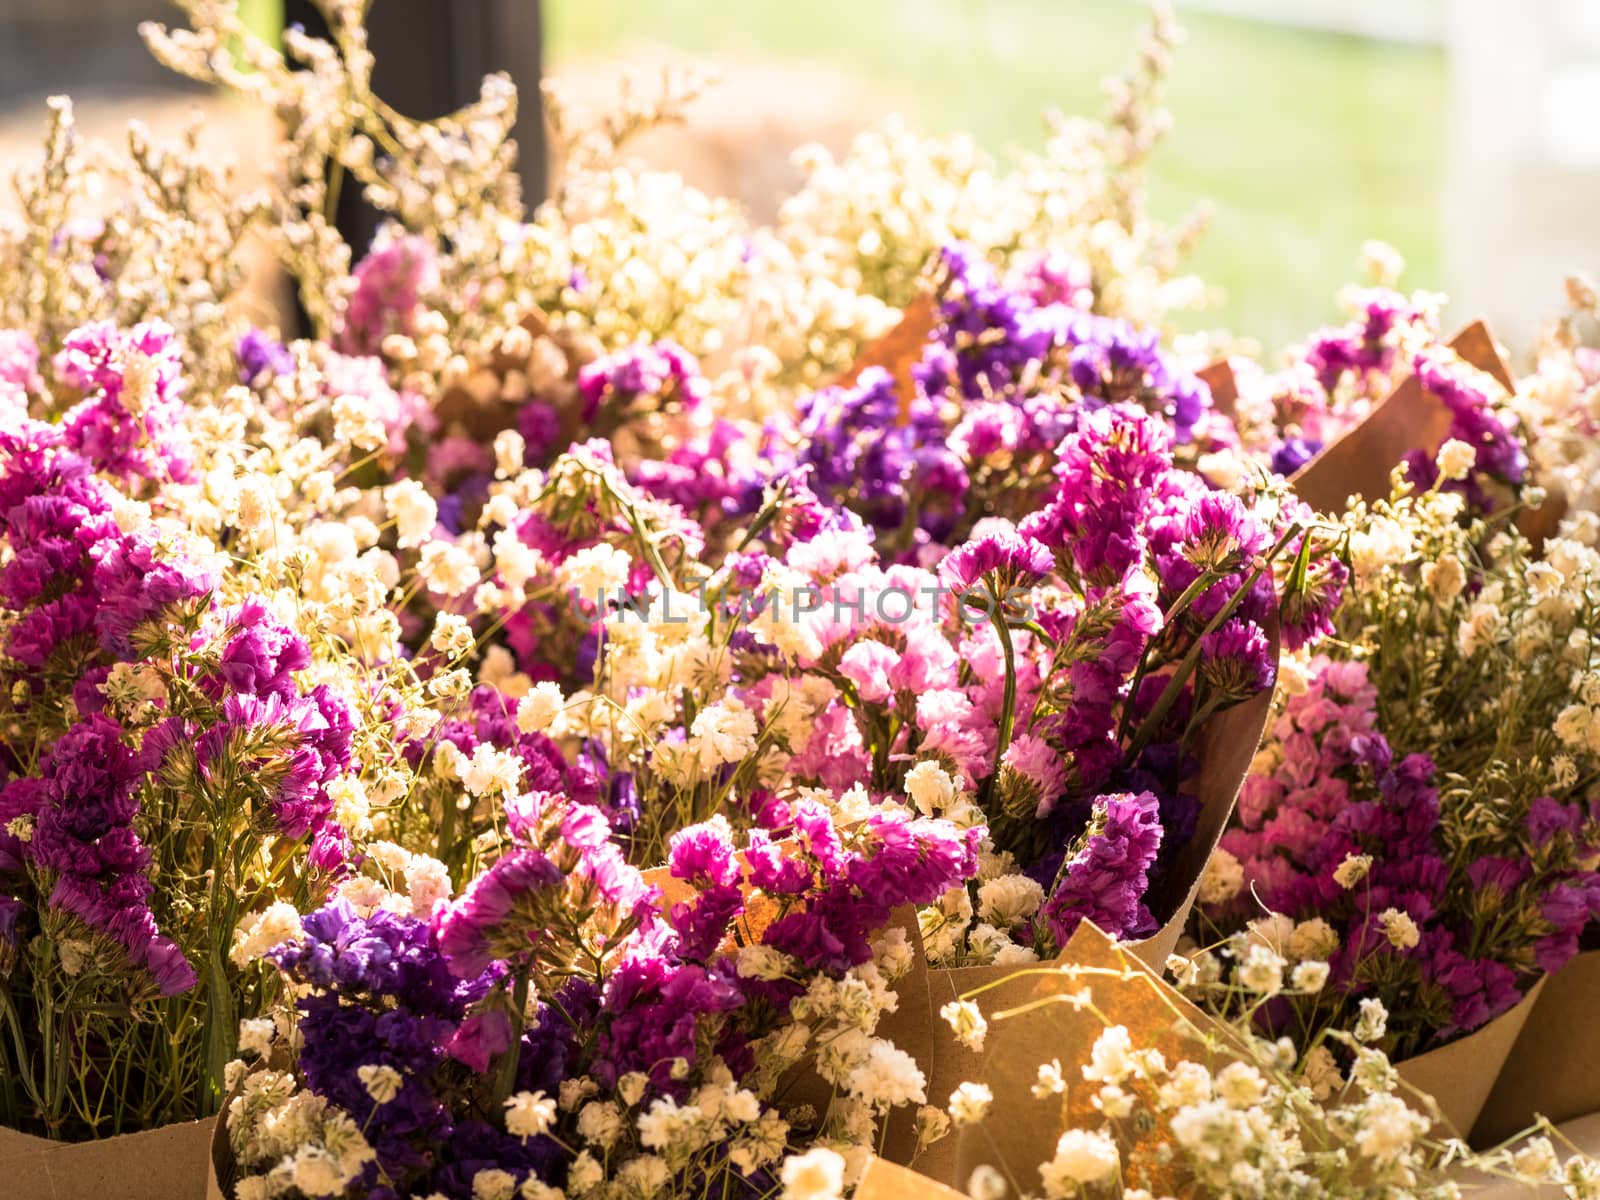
[3,0,1600,1197]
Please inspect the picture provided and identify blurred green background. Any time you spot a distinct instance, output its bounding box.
[247,0,1449,350]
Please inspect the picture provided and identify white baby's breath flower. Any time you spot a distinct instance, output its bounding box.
[1039,1129,1119,1194]
[357,1064,403,1105]
[1082,1025,1135,1086]
[737,944,794,981]
[1355,997,1389,1044]
[781,1147,846,1200]
[903,760,956,816]
[473,1169,520,1200]
[1033,1059,1066,1098]
[238,1018,276,1059]
[947,1081,992,1126]
[1378,907,1421,951]
[1196,846,1245,906]
[1333,853,1373,889]
[845,1041,926,1109]
[505,1090,557,1139]
[1291,960,1330,993]
[1237,943,1285,996]
[938,999,988,1052]
[1300,1044,1343,1100]
[1436,438,1477,481]
[231,902,304,967]
[515,681,565,734]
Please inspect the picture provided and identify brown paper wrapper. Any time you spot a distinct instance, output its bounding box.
[1474,951,1600,1146]
[1393,976,1546,1142]
[909,650,1276,1189]
[856,1155,969,1200]
[838,295,939,425]
[1,1117,216,1200]
[913,921,1246,1192]
[1197,360,1239,422]
[1292,320,1512,514]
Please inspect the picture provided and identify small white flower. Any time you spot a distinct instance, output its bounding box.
[736,944,794,981]
[1436,438,1477,481]
[238,1018,276,1059]
[1378,907,1421,951]
[947,1081,992,1126]
[1196,846,1244,906]
[1032,1059,1066,1098]
[781,1147,846,1200]
[1237,943,1285,996]
[903,760,956,816]
[515,681,565,735]
[1333,853,1373,889]
[966,1163,1007,1200]
[473,1168,520,1200]
[1039,1129,1119,1194]
[1355,997,1389,1044]
[1300,1044,1343,1100]
[358,1064,403,1105]
[938,999,988,1051]
[1291,960,1330,993]
[504,1090,557,1139]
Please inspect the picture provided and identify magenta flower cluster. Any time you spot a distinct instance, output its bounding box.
[1213,657,1600,1052]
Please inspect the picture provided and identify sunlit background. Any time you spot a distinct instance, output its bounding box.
[3,0,1593,354]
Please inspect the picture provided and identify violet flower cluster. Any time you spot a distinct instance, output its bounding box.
[1202,657,1600,1058]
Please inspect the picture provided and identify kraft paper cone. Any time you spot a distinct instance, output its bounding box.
[1475,951,1600,1146]
[839,294,938,425]
[1394,976,1546,1142]
[208,1111,233,1200]
[915,921,1245,1193]
[1197,359,1239,421]
[1,1116,215,1200]
[856,1155,969,1200]
[1291,319,1514,515]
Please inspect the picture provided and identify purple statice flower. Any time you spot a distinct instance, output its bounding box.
[632,417,767,523]
[236,329,295,387]
[1303,288,1410,392]
[436,849,567,978]
[1401,350,1528,496]
[1214,654,1600,1050]
[761,800,979,972]
[916,244,1212,443]
[1198,618,1276,700]
[1020,403,1170,584]
[1270,435,1322,477]
[0,419,215,670]
[938,527,1054,595]
[577,340,709,425]
[1037,791,1164,946]
[917,243,1058,401]
[54,319,192,486]
[791,366,967,543]
[1012,249,1094,310]
[15,716,194,994]
[194,684,354,841]
[339,233,438,356]
[518,401,562,465]
[1000,733,1070,818]
[273,899,568,1193]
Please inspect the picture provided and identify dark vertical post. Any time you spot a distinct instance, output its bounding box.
[282,0,546,257]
